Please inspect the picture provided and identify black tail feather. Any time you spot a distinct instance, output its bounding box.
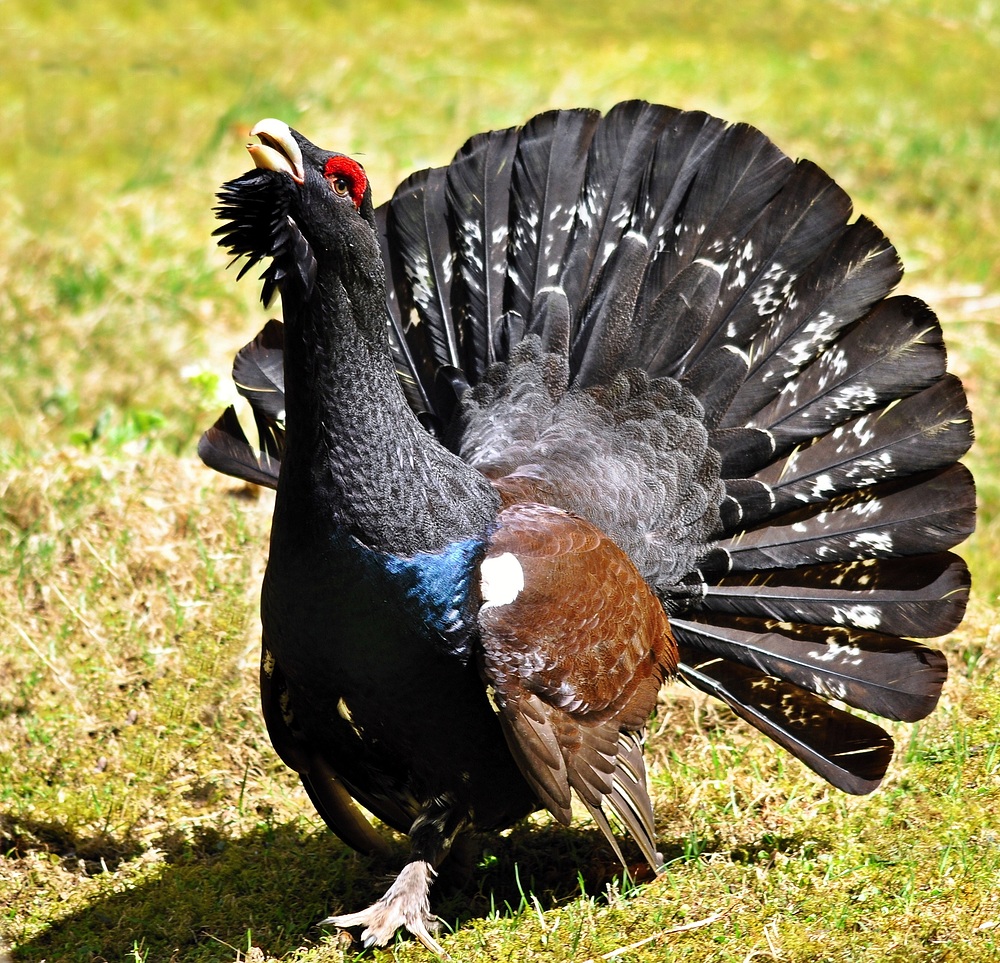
[629,260,726,383]
[571,232,650,387]
[197,319,287,488]
[709,426,776,479]
[676,648,895,795]
[719,464,976,572]
[375,204,437,423]
[674,615,947,722]
[748,296,948,450]
[678,347,750,429]
[754,375,974,515]
[631,123,794,380]
[723,217,903,427]
[445,125,521,378]
[558,101,677,319]
[688,162,853,365]
[198,405,280,490]
[508,108,600,326]
[387,167,461,374]
[701,552,970,639]
[231,318,285,422]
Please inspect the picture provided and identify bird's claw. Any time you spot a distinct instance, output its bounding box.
[321,860,449,958]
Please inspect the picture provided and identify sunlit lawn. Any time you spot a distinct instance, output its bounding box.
[2,2,999,960]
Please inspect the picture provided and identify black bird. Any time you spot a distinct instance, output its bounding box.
[200,102,975,955]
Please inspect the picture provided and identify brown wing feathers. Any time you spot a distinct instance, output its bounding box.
[478,501,674,867]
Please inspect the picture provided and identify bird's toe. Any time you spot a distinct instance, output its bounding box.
[321,859,448,958]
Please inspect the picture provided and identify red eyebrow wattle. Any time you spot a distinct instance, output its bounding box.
[324,156,367,209]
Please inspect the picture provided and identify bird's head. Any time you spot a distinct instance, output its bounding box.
[214,119,380,307]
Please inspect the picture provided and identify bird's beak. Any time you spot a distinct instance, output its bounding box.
[248,119,306,184]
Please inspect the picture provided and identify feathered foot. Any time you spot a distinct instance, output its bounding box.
[321,859,449,958]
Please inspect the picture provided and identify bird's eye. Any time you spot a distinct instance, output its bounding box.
[323,156,367,209]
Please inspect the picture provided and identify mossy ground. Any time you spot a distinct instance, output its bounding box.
[2,2,999,960]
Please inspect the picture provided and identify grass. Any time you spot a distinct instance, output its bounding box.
[2,0,999,960]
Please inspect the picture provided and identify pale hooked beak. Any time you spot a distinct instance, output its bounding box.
[248,118,305,184]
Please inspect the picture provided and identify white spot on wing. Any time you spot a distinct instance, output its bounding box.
[480,552,524,610]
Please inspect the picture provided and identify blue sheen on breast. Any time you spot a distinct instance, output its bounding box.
[362,537,486,660]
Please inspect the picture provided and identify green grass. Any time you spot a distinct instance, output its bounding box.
[2,1,999,960]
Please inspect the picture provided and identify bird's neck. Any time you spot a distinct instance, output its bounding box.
[278,266,499,555]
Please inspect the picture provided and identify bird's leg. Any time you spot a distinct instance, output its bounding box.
[322,797,467,958]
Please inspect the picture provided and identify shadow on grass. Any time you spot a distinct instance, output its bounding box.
[7,817,643,962]
[11,816,818,962]
[1,813,144,874]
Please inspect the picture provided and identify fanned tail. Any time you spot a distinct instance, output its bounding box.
[372,101,974,801]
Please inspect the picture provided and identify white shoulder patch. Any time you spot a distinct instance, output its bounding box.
[479,552,524,610]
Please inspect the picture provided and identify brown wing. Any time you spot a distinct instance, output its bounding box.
[477,501,677,868]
